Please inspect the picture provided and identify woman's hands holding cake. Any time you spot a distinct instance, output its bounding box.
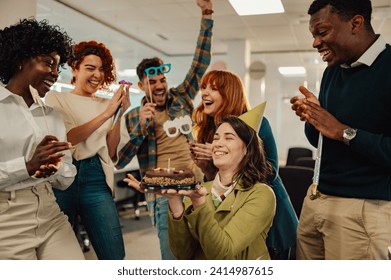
[161,185,207,201]
[161,185,207,219]
[124,167,207,219]
[123,171,207,219]
[123,173,145,193]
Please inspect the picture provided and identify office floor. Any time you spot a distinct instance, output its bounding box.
[83,206,161,260]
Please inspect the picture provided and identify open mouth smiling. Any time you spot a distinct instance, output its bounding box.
[203,99,213,105]
[319,49,331,61]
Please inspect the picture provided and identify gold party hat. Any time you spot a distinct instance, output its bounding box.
[238,101,266,132]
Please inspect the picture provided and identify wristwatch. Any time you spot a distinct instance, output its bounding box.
[343,127,357,146]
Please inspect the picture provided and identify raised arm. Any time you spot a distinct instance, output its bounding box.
[174,0,214,100]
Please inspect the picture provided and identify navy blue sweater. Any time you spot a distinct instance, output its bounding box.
[305,44,391,200]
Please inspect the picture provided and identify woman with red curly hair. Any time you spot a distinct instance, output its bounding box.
[45,41,130,259]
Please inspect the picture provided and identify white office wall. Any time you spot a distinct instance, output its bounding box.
[0,0,37,28]
[248,54,317,163]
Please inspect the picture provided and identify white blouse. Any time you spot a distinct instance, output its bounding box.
[0,86,76,191]
[45,91,130,191]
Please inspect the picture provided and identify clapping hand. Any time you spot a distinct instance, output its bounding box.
[290,86,320,121]
[26,135,71,178]
[291,86,348,141]
[189,142,212,166]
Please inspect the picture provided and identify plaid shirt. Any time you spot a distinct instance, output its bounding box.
[116,18,213,224]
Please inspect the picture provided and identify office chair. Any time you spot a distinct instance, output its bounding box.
[294,157,315,169]
[279,165,314,218]
[116,170,146,220]
[285,147,313,166]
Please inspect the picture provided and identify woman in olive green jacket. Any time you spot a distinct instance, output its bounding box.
[168,179,275,259]
[167,116,276,260]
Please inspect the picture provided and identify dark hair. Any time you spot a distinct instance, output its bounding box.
[308,0,373,30]
[216,116,272,189]
[0,18,73,84]
[136,57,164,80]
[193,70,250,144]
[67,40,116,86]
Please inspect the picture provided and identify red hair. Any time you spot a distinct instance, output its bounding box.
[193,70,250,143]
[67,40,116,87]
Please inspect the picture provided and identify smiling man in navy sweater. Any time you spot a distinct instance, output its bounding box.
[290,0,391,260]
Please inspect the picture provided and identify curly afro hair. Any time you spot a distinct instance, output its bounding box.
[67,40,116,87]
[0,17,73,84]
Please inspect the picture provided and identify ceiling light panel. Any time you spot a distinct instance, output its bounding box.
[228,0,285,16]
[278,66,306,76]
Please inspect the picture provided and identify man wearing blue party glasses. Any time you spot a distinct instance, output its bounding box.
[116,0,214,260]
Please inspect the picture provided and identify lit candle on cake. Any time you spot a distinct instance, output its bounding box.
[168,158,171,172]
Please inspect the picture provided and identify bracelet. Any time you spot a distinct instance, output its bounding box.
[202,9,214,15]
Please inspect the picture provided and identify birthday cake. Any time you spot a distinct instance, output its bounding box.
[143,168,195,185]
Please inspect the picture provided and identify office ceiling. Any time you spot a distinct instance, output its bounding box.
[36,0,391,83]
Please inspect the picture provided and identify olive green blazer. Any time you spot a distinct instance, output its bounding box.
[168,180,276,260]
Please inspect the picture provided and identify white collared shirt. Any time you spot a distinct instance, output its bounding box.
[341,35,387,68]
[0,86,76,191]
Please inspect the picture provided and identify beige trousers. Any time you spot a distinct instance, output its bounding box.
[296,187,391,260]
[0,182,84,260]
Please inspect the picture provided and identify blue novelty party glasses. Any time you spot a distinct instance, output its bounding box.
[144,63,171,77]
